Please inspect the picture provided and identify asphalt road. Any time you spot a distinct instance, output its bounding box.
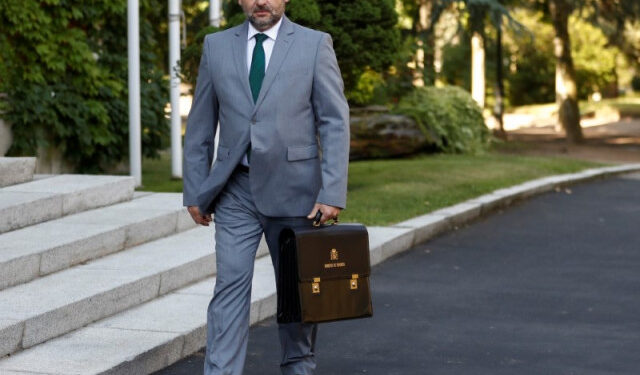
[154,172,640,375]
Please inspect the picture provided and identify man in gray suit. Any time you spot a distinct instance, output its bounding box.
[182,0,350,373]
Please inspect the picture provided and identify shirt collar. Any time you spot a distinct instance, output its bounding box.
[247,16,283,41]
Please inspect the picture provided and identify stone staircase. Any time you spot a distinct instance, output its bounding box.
[0,157,277,374]
[0,157,413,375]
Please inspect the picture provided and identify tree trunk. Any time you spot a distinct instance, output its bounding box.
[493,16,507,140]
[414,0,436,86]
[471,31,485,108]
[548,0,583,143]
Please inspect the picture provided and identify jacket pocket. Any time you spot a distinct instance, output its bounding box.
[287,144,319,161]
[217,145,230,161]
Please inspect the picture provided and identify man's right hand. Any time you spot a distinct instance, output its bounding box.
[187,206,212,226]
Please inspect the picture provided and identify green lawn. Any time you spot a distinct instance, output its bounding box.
[137,152,185,193]
[139,150,607,226]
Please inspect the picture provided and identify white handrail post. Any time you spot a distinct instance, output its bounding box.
[128,0,142,187]
[210,0,221,27]
[169,0,182,178]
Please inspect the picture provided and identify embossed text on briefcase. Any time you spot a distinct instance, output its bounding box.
[277,222,373,324]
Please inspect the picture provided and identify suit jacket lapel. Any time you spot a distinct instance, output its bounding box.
[232,20,254,106]
[252,15,296,117]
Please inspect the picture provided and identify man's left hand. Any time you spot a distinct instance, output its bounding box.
[306,203,342,225]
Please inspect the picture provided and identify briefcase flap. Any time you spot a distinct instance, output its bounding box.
[289,223,370,282]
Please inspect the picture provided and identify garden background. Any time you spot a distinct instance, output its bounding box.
[2,0,640,223]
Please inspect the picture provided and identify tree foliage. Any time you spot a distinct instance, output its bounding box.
[317,0,401,99]
[438,6,624,106]
[0,0,168,172]
[503,8,621,104]
[582,0,640,68]
[181,0,401,105]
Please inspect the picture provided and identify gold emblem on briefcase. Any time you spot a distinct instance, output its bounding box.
[325,248,345,269]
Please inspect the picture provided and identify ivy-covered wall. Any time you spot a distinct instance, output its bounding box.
[0,0,168,173]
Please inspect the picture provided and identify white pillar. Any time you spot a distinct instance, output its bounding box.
[128,0,142,187]
[169,0,182,178]
[210,0,221,160]
[210,0,221,27]
[471,32,485,108]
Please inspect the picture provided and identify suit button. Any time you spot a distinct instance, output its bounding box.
[251,120,256,125]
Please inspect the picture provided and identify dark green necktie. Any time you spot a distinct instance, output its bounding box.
[249,33,268,103]
[247,33,268,164]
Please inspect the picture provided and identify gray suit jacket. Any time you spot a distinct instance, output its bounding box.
[182,14,350,217]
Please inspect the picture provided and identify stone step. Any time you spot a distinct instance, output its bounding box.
[0,157,37,187]
[0,225,270,358]
[0,256,277,375]
[0,174,135,234]
[0,226,407,373]
[0,193,196,291]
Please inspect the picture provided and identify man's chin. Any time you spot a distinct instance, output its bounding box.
[249,14,281,30]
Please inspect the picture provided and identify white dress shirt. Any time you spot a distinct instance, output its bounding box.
[240,17,283,167]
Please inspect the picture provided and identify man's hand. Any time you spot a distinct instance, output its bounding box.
[187,206,212,226]
[306,203,342,225]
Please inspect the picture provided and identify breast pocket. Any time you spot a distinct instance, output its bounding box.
[278,68,311,83]
[287,144,319,161]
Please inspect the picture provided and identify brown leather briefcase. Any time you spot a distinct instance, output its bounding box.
[276,220,373,324]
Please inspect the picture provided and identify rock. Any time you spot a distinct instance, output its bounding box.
[350,110,436,160]
[349,105,390,115]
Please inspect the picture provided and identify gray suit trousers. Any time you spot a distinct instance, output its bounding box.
[205,167,318,375]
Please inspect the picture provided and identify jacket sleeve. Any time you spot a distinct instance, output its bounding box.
[182,34,219,207]
[311,32,350,209]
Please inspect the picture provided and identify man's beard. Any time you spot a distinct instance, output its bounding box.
[246,5,283,30]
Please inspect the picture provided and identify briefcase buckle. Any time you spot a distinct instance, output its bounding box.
[312,277,321,294]
[350,274,359,290]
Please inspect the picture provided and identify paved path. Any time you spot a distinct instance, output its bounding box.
[154,173,640,375]
[498,118,640,165]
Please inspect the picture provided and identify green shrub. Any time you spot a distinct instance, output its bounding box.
[347,68,386,106]
[393,86,491,154]
[0,0,168,173]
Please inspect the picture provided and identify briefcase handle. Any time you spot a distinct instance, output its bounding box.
[312,210,339,227]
